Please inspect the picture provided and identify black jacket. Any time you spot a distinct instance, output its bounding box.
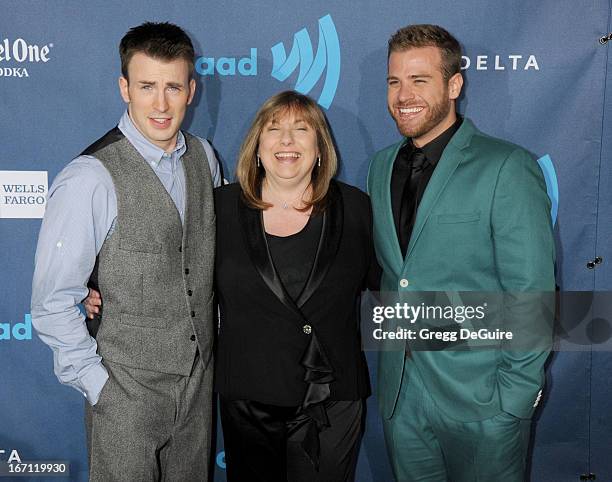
[214,180,373,405]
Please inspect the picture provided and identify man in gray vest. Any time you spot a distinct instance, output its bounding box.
[31,22,221,481]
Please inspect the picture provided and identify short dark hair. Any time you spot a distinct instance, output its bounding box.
[119,22,195,79]
[388,24,462,80]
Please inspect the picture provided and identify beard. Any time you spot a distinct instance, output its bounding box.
[392,94,452,140]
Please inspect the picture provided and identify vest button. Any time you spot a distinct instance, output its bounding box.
[185,268,190,275]
[399,278,409,288]
[187,290,193,296]
[179,246,182,253]
[190,335,196,341]
[302,324,312,335]
[191,311,196,317]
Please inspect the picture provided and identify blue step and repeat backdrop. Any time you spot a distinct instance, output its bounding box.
[1,1,611,480]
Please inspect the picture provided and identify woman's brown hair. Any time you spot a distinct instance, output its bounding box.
[236,90,337,212]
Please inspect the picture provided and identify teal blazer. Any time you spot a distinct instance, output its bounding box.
[368,119,555,422]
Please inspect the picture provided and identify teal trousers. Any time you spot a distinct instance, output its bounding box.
[383,358,531,482]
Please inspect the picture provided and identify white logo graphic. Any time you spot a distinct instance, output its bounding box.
[0,171,48,218]
[0,38,53,78]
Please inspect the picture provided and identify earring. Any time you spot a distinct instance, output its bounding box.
[317,156,321,167]
[257,155,261,167]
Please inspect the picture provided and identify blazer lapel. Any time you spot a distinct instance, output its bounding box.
[405,119,475,259]
[238,194,301,317]
[296,181,343,308]
[237,182,344,316]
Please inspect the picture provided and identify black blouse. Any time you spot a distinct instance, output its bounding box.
[266,214,323,302]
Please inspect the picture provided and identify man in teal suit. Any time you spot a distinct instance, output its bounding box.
[367,25,555,481]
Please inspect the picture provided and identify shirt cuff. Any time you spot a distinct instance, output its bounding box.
[80,362,109,406]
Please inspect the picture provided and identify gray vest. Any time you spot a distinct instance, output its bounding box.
[86,128,215,375]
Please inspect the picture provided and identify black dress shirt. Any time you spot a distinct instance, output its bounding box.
[391,117,463,256]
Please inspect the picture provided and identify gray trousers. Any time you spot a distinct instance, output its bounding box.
[85,353,213,482]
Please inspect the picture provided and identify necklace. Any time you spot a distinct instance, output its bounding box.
[264,181,310,210]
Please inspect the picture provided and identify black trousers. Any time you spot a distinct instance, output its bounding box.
[220,398,364,482]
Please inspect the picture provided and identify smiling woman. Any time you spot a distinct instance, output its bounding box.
[214,90,379,481]
[236,91,337,214]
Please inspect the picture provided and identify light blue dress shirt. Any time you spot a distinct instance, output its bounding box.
[31,111,221,405]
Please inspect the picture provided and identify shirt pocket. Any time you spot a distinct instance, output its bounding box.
[437,211,481,224]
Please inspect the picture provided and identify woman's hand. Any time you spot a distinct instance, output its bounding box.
[83,288,102,319]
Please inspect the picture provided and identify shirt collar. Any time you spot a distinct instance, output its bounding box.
[405,116,463,166]
[117,111,186,167]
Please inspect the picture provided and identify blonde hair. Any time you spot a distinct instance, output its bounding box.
[236,90,337,212]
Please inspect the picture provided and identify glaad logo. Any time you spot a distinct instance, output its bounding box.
[194,14,341,109]
[0,38,53,78]
[271,14,340,109]
[0,170,48,218]
[536,155,559,226]
[195,48,257,76]
[216,450,226,469]
[0,314,32,341]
